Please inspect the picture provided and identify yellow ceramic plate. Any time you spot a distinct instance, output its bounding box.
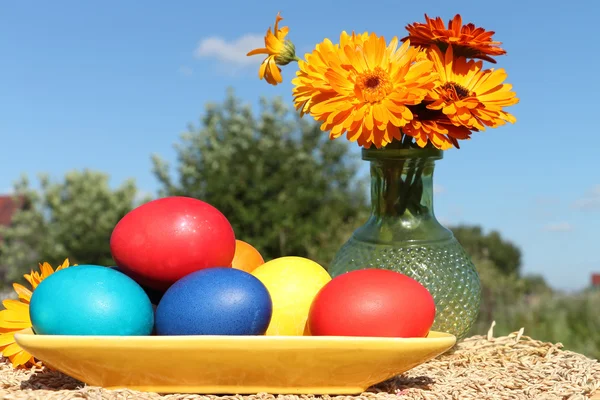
[15,329,455,395]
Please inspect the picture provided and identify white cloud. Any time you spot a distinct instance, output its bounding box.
[543,222,574,232]
[572,184,600,211]
[194,34,264,66]
[178,65,193,77]
[433,184,445,195]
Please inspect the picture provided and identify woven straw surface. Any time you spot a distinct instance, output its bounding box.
[1,325,599,400]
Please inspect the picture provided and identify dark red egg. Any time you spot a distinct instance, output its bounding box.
[308,269,435,338]
[110,196,236,291]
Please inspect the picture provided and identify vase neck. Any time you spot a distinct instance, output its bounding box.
[353,147,451,244]
[365,148,441,219]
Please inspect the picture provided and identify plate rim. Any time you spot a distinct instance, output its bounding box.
[15,329,456,344]
[13,328,457,394]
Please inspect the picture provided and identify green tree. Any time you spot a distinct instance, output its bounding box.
[0,170,142,285]
[152,90,368,266]
[450,225,522,276]
[458,226,554,338]
[469,255,527,335]
[521,274,553,296]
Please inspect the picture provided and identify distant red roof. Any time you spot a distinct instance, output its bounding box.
[593,274,600,287]
[0,195,25,226]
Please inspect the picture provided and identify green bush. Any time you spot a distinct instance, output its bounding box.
[470,255,600,360]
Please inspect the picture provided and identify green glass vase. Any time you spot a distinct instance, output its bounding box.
[328,146,481,340]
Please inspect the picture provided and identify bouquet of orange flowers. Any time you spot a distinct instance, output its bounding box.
[247,13,518,151]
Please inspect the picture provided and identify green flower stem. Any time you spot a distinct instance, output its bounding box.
[377,134,427,218]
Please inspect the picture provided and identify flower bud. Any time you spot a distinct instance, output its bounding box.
[274,40,297,66]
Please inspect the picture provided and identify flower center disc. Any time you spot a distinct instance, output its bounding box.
[357,67,393,103]
[440,82,471,101]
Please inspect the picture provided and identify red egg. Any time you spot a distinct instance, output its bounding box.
[308,269,435,338]
[110,196,236,291]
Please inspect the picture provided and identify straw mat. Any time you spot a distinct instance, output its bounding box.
[1,324,599,400]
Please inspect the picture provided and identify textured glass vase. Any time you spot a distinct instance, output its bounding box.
[328,146,481,340]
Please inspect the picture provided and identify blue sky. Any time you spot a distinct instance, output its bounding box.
[1,0,599,291]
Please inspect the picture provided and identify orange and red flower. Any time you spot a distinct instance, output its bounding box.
[425,45,518,132]
[402,14,506,63]
[292,32,437,148]
[402,105,473,150]
[249,12,518,150]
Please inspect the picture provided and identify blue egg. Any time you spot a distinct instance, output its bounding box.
[155,267,272,336]
[30,265,154,336]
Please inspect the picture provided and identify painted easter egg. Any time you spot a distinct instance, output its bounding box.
[251,257,331,336]
[110,196,236,291]
[231,240,265,273]
[155,267,272,336]
[29,265,154,336]
[308,269,436,338]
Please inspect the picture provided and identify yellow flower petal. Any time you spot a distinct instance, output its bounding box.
[265,30,285,54]
[0,309,31,327]
[12,283,32,303]
[292,31,437,148]
[247,47,269,56]
[0,332,16,347]
[1,300,28,312]
[39,262,55,279]
[427,45,518,131]
[23,273,36,288]
[267,58,282,84]
[475,69,508,95]
[258,59,268,80]
[10,351,34,368]
[2,342,23,357]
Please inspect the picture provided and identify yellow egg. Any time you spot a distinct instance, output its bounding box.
[251,256,331,336]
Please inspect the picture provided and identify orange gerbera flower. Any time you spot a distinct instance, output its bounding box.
[292,32,438,148]
[402,105,473,150]
[0,259,71,368]
[247,12,297,85]
[402,14,506,63]
[425,45,518,131]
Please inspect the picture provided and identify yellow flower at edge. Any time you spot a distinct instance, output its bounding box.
[0,259,71,368]
[426,45,518,131]
[292,32,438,149]
[247,12,297,86]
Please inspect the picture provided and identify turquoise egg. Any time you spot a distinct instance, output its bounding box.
[29,265,154,336]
